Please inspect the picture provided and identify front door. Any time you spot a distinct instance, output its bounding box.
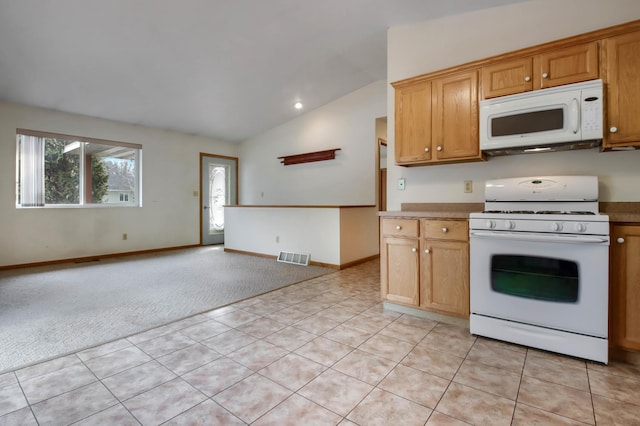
[201,154,237,245]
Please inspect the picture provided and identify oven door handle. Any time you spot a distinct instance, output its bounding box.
[470,231,609,244]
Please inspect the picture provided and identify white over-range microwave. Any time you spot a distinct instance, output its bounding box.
[479,79,603,155]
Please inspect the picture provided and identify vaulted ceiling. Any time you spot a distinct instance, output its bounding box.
[0,0,525,142]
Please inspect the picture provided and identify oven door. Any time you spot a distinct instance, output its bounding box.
[469,230,609,337]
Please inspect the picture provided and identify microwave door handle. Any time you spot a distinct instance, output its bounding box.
[570,98,580,134]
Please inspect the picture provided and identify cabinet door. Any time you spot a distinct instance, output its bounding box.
[381,236,419,306]
[420,240,469,317]
[432,70,479,161]
[535,42,598,89]
[395,81,432,164]
[603,31,640,147]
[610,225,640,351]
[482,58,533,99]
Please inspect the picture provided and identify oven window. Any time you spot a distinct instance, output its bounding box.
[491,109,564,137]
[491,255,579,303]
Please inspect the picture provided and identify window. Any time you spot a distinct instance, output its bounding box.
[16,129,142,207]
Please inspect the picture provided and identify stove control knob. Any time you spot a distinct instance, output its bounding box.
[505,220,515,230]
[551,222,563,231]
[574,223,587,233]
[485,220,496,229]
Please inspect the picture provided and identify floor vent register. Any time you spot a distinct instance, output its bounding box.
[277,251,310,266]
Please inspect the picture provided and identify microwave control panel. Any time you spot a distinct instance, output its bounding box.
[581,89,603,139]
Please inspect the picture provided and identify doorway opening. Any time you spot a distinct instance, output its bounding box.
[375,117,388,212]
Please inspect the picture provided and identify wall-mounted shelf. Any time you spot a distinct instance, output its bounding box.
[277,148,341,166]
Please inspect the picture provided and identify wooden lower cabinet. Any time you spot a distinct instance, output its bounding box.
[380,218,420,306]
[381,236,419,306]
[420,220,469,317]
[420,239,469,317]
[610,224,640,352]
[380,217,469,318]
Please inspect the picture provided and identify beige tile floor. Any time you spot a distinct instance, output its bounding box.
[1,259,640,425]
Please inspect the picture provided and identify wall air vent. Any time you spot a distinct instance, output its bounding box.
[277,251,310,266]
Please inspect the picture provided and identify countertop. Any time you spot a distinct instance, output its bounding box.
[379,202,640,223]
[379,203,482,219]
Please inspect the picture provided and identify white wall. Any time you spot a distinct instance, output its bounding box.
[387,0,640,210]
[225,207,342,265]
[224,206,380,266]
[0,101,237,267]
[238,81,387,205]
[340,207,380,265]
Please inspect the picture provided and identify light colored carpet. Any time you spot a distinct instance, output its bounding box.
[0,246,334,373]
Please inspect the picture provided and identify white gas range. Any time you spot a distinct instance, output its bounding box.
[469,176,610,363]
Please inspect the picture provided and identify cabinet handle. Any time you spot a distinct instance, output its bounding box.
[424,249,430,254]
[542,72,549,78]
[617,237,625,244]
[396,225,401,230]
[610,126,618,133]
[524,76,531,82]
[424,147,430,152]
[436,146,442,152]
[442,227,448,233]
[411,248,417,252]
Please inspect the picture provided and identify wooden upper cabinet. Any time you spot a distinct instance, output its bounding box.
[482,58,533,98]
[432,70,479,160]
[536,42,599,89]
[481,42,599,99]
[395,81,432,164]
[393,69,482,166]
[602,30,640,148]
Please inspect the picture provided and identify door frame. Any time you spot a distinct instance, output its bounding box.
[199,152,239,245]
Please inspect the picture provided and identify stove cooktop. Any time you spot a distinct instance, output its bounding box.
[482,210,597,215]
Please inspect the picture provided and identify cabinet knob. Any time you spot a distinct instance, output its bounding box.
[610,126,618,133]
[424,147,430,152]
[442,227,448,233]
[396,225,401,230]
[524,76,531,82]
[542,72,549,78]
[411,248,417,253]
[425,249,430,254]
[436,146,442,152]
[617,237,625,244]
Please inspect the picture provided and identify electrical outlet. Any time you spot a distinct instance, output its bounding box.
[122,233,128,240]
[275,236,280,243]
[464,180,473,193]
[398,178,406,190]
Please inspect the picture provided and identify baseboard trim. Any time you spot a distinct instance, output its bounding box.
[223,248,378,270]
[339,254,380,269]
[0,244,201,271]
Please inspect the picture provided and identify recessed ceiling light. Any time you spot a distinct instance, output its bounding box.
[294,102,303,110]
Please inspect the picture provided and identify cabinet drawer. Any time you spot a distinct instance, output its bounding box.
[422,220,468,241]
[381,219,419,237]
